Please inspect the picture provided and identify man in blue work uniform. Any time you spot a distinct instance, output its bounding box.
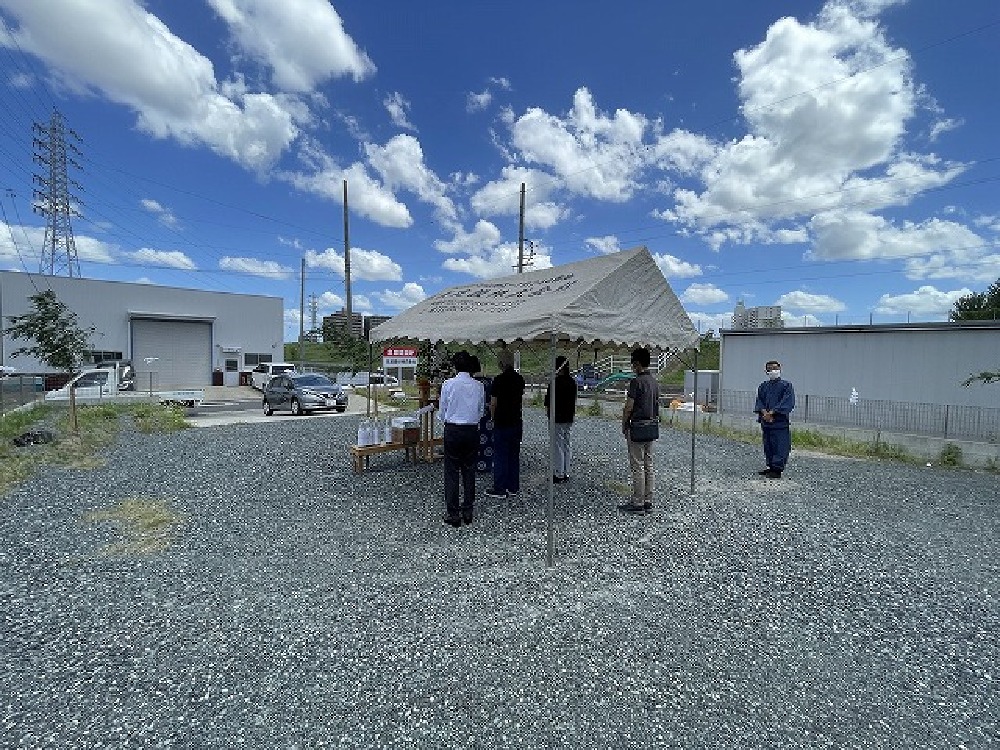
[754,360,795,479]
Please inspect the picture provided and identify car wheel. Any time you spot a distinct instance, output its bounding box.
[291,398,303,416]
[263,399,273,416]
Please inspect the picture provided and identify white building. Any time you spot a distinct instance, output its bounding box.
[732,300,784,329]
[0,271,283,387]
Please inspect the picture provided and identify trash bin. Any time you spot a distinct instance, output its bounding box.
[212,370,224,386]
[239,371,250,387]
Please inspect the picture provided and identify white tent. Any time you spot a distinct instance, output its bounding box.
[370,246,699,350]
[369,246,701,565]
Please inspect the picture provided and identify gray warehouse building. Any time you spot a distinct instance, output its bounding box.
[0,271,284,387]
[720,322,999,409]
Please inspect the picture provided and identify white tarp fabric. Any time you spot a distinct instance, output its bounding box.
[369,246,699,350]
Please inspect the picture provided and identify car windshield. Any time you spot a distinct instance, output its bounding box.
[273,365,295,374]
[293,374,336,388]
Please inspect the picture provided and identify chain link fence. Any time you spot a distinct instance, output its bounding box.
[0,376,46,417]
[721,389,1000,442]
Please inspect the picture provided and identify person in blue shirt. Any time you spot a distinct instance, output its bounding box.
[754,360,795,479]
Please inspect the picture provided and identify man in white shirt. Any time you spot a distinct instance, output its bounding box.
[438,351,486,526]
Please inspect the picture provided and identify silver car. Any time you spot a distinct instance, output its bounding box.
[263,373,349,416]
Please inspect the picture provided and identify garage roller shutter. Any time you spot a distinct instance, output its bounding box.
[132,319,212,388]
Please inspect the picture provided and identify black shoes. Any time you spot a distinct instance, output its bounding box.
[552,475,569,484]
[443,515,462,528]
[763,469,783,479]
[462,513,474,525]
[618,502,648,515]
[757,467,773,475]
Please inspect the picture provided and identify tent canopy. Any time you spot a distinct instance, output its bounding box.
[370,246,700,351]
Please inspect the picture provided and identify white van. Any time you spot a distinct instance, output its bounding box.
[250,362,297,390]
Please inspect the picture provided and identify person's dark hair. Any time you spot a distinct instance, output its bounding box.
[765,360,781,369]
[451,350,474,374]
[555,355,568,371]
[470,355,482,375]
[630,347,650,367]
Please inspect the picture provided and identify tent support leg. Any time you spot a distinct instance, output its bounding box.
[690,347,698,495]
[546,331,556,567]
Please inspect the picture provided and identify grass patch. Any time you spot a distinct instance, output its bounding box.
[0,401,191,496]
[83,496,182,556]
[938,443,964,468]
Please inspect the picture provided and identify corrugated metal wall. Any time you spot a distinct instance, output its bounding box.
[720,324,1000,409]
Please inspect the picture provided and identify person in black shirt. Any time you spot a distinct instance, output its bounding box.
[544,355,578,483]
[486,347,525,498]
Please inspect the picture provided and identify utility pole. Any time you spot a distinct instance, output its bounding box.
[309,292,319,339]
[298,257,305,365]
[517,182,525,273]
[343,179,353,338]
[33,109,83,277]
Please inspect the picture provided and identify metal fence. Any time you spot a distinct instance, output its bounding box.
[0,376,45,417]
[721,389,1000,442]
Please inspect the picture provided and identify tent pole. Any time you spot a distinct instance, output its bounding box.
[546,330,556,567]
[690,347,698,495]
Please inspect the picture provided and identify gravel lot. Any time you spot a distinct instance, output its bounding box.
[2,409,997,749]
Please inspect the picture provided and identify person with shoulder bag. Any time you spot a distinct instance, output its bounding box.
[620,346,659,514]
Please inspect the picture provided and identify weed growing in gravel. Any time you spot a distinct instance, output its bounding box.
[938,443,964,468]
[0,402,191,496]
[586,398,603,417]
[83,496,182,556]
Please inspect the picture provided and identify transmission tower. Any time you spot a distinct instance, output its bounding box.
[33,109,83,277]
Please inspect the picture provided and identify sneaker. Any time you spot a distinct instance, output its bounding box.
[443,515,462,527]
[462,513,474,525]
[618,502,647,515]
[756,467,773,476]
[764,469,783,479]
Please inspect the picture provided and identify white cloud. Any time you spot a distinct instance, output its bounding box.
[585,236,621,254]
[681,283,729,305]
[466,90,492,113]
[509,87,648,202]
[365,135,457,227]
[434,220,502,255]
[383,91,415,131]
[140,198,179,228]
[0,0,308,171]
[375,282,426,310]
[874,285,971,316]
[130,248,196,270]
[650,1,972,263]
[314,290,344,310]
[206,0,375,91]
[775,290,845,313]
[685,310,731,334]
[654,253,702,279]
[305,247,402,282]
[219,256,293,279]
[469,166,566,230]
[442,243,552,280]
[284,142,413,228]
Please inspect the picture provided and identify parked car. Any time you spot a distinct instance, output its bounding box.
[262,373,349,416]
[335,371,400,389]
[250,361,296,390]
[574,364,605,390]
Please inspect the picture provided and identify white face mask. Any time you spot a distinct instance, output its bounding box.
[767,369,781,380]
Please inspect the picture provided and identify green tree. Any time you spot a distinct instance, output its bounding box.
[949,278,1000,321]
[5,290,92,372]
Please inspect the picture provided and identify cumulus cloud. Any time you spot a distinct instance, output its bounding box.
[130,248,196,270]
[206,0,375,91]
[681,283,729,305]
[0,0,310,171]
[374,282,426,310]
[442,243,552,280]
[434,220,502,256]
[585,236,622,255]
[654,253,702,279]
[470,166,566,230]
[219,256,293,279]
[874,285,972,316]
[306,247,403,282]
[365,135,457,227]
[775,290,846,313]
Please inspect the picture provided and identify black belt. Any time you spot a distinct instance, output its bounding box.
[445,422,477,427]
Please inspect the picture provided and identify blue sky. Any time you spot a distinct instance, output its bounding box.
[1,0,998,340]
